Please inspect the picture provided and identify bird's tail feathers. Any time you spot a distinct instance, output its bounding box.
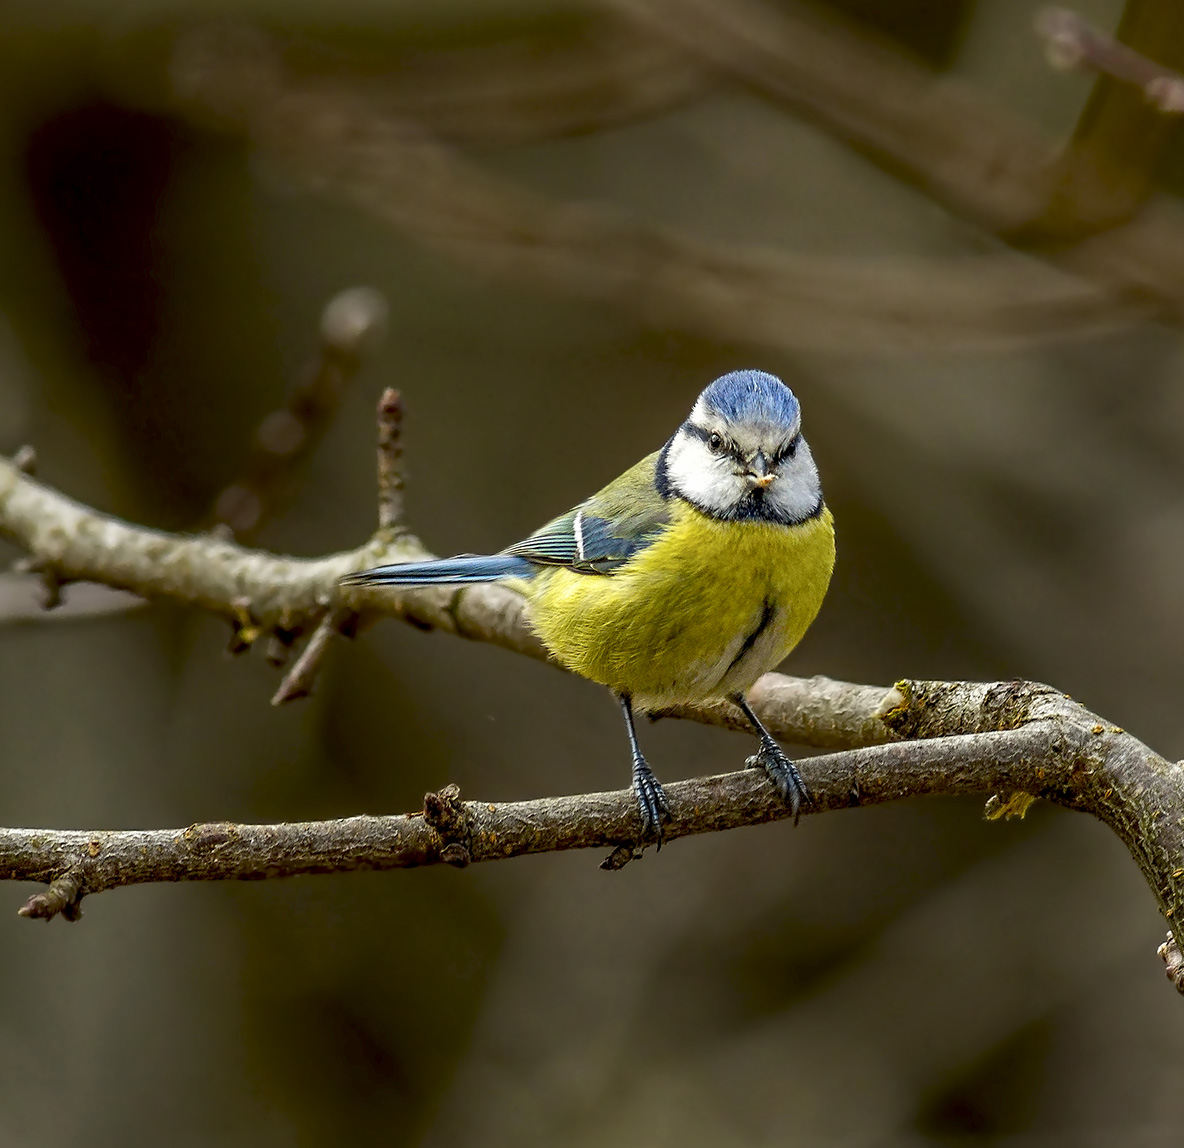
[342,554,533,587]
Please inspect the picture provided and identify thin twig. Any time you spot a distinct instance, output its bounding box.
[18,868,84,922]
[376,387,405,531]
[269,382,403,699]
[11,445,35,475]
[1037,7,1184,113]
[209,286,389,537]
[271,606,356,705]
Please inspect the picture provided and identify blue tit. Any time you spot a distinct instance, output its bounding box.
[344,369,835,843]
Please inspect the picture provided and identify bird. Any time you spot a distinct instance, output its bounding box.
[343,369,835,844]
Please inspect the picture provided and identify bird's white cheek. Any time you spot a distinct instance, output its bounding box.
[669,450,743,514]
[768,463,821,521]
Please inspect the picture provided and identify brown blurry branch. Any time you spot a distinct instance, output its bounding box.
[609,0,1184,297]
[166,25,1150,354]
[208,286,388,539]
[345,18,710,143]
[163,7,1184,349]
[1037,3,1184,231]
[609,0,1060,231]
[1038,6,1184,113]
[2,447,1184,1001]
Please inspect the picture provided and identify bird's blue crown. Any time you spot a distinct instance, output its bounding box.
[700,370,799,427]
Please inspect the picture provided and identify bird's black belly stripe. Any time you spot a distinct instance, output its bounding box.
[726,597,776,676]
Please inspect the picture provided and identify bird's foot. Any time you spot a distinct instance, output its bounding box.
[746,742,809,825]
[632,758,671,847]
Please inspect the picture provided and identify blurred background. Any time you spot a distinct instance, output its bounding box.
[2,0,1184,1144]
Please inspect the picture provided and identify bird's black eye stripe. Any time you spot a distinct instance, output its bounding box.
[685,423,730,455]
[774,434,802,464]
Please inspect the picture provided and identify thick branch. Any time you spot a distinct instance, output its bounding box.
[0,453,550,663]
[0,453,891,745]
[7,731,1036,908]
[5,683,1182,952]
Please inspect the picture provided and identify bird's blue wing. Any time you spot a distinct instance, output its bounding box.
[504,452,670,575]
[343,453,671,588]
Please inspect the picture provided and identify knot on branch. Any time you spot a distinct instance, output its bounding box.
[1159,933,1184,995]
[599,843,645,871]
[12,556,66,610]
[423,783,473,867]
[18,868,85,922]
[265,613,303,668]
[980,680,1040,732]
[883,679,1051,740]
[182,821,238,851]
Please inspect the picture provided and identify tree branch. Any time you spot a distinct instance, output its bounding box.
[349,16,711,144]
[3,444,1184,995]
[605,0,1184,306]
[1039,6,1184,114]
[167,24,1148,354]
[13,731,1034,916]
[375,386,405,533]
[1037,4,1184,233]
[608,0,1061,231]
[209,285,388,539]
[267,385,406,700]
[4,679,1181,974]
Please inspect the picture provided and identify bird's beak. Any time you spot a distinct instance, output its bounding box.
[746,450,776,489]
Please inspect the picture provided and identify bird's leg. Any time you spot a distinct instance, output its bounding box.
[732,693,809,825]
[617,692,671,846]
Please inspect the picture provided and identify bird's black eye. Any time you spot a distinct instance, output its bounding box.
[708,432,724,454]
[777,435,800,463]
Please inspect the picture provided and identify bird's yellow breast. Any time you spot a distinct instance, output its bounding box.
[523,502,835,708]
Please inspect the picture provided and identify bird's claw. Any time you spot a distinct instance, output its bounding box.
[746,744,809,825]
[632,761,671,847]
